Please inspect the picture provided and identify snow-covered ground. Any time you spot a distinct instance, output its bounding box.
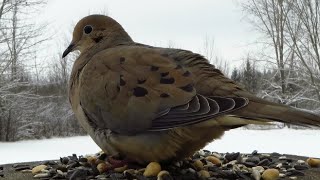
[0,129,319,165]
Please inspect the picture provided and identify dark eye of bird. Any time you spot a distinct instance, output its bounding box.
[83,25,93,34]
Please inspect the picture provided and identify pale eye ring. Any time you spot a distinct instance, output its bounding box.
[83,25,93,34]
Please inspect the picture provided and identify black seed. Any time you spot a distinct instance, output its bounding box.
[133,87,148,97]
[151,66,159,71]
[161,72,169,77]
[137,79,146,84]
[116,85,120,92]
[160,93,170,98]
[160,77,175,84]
[119,57,125,64]
[93,36,103,43]
[180,84,194,92]
[175,65,182,69]
[183,71,191,77]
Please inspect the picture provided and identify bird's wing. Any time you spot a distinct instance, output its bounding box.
[78,46,249,134]
[156,48,320,127]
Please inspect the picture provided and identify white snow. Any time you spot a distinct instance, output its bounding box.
[1,129,319,165]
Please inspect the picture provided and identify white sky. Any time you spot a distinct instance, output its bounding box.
[38,0,259,69]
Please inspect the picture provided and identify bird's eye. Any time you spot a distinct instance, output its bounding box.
[83,25,93,34]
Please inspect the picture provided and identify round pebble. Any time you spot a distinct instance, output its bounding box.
[261,168,279,180]
[143,162,161,177]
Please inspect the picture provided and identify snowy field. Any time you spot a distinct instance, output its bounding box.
[1,129,319,165]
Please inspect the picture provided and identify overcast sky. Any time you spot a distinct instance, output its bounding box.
[40,0,258,68]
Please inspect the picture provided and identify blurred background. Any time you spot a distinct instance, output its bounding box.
[0,0,319,164]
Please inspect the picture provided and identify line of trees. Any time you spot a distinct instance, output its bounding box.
[237,0,320,112]
[0,0,85,141]
[0,0,319,142]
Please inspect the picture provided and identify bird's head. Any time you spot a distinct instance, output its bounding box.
[62,14,133,58]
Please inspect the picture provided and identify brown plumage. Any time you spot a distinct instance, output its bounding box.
[63,14,320,164]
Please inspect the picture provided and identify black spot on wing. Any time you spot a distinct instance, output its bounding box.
[160,72,169,77]
[133,87,148,97]
[180,84,194,92]
[151,66,159,71]
[119,57,125,64]
[137,79,146,84]
[160,93,170,98]
[160,77,175,84]
[183,71,191,77]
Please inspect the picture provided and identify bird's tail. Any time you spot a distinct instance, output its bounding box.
[232,96,320,127]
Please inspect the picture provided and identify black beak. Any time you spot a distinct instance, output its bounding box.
[62,44,75,58]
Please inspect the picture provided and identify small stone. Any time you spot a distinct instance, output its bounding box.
[110,173,125,179]
[225,152,240,162]
[279,173,286,178]
[252,166,265,173]
[66,161,80,169]
[32,165,47,174]
[242,161,256,168]
[198,150,206,156]
[271,152,282,157]
[293,164,309,170]
[261,169,279,180]
[307,158,320,167]
[69,169,89,180]
[193,159,204,170]
[211,152,222,159]
[297,160,306,164]
[198,170,210,178]
[257,159,271,166]
[286,169,305,176]
[21,169,32,173]
[60,157,69,164]
[14,165,31,171]
[157,170,173,180]
[114,165,127,173]
[187,168,196,174]
[56,165,67,172]
[33,173,50,178]
[246,156,260,164]
[206,156,222,166]
[251,169,261,180]
[252,150,258,155]
[51,174,65,179]
[97,162,111,173]
[276,163,282,168]
[174,161,181,167]
[42,160,57,165]
[143,162,161,177]
[278,156,287,160]
[289,177,298,180]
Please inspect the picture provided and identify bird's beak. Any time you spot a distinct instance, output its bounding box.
[62,43,75,58]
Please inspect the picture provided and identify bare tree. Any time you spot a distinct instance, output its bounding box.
[241,0,295,102]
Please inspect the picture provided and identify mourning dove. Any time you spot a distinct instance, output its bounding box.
[63,15,320,164]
